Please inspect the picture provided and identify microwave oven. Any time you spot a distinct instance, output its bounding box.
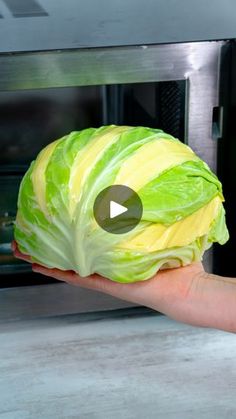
[0,0,236,321]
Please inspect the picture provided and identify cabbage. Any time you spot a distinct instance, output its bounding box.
[14,125,229,282]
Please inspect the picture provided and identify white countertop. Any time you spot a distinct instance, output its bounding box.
[0,311,236,419]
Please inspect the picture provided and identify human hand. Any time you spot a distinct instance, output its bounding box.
[12,240,206,323]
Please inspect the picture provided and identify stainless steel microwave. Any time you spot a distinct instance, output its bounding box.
[0,0,236,321]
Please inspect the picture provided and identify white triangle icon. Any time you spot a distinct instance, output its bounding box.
[110,200,128,219]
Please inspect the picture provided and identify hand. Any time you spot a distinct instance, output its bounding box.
[11,240,206,322]
[12,241,236,332]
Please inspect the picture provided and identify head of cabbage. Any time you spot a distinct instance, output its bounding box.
[15,125,229,282]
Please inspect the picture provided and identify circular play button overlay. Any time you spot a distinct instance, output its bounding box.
[93,185,143,234]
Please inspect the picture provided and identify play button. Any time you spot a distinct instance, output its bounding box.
[93,185,143,234]
[110,201,127,219]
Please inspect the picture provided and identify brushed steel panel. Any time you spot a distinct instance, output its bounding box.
[0,0,235,53]
[0,282,136,322]
[0,41,225,168]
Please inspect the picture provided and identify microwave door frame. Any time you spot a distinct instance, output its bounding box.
[0,41,225,321]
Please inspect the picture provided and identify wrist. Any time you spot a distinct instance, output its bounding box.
[176,270,236,332]
[143,262,206,319]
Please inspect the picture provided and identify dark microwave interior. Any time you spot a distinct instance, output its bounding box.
[0,81,186,287]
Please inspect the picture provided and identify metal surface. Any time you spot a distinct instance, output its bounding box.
[0,41,225,317]
[0,282,136,322]
[0,0,235,52]
[0,41,224,170]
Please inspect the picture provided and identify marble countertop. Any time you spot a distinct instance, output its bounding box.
[0,310,236,419]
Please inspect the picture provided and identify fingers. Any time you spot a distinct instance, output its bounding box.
[11,239,207,313]
[11,240,32,263]
[31,263,133,300]
[32,264,77,283]
[12,240,126,295]
[32,263,114,289]
[11,240,16,252]
[11,240,160,308]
